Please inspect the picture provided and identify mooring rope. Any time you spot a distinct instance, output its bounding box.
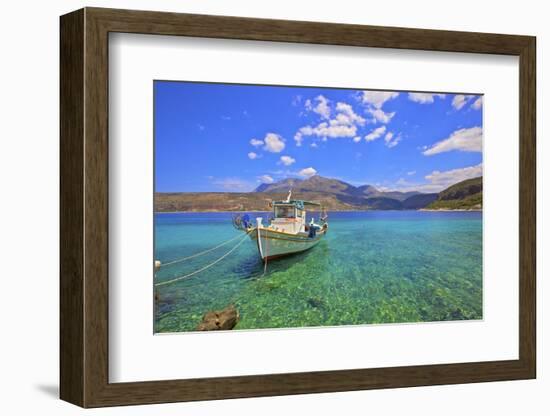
[159,232,247,268]
[155,231,251,287]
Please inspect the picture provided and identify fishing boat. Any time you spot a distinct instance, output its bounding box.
[233,191,328,261]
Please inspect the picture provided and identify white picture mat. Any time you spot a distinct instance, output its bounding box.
[108,33,519,383]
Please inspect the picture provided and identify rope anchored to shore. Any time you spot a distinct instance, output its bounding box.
[159,232,247,268]
[154,231,251,287]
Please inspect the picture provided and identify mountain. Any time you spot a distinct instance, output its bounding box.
[355,184,379,196]
[255,175,418,201]
[426,177,482,210]
[154,175,482,212]
[364,197,404,210]
[354,184,419,201]
[402,193,439,209]
[374,190,421,201]
[255,175,356,196]
[254,178,302,193]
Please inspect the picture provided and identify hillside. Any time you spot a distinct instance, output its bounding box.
[426,177,482,210]
[256,176,368,197]
[402,193,439,209]
[154,191,420,212]
[155,175,483,212]
[254,175,418,200]
[155,191,361,212]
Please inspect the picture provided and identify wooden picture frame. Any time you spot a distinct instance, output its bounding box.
[60,7,536,408]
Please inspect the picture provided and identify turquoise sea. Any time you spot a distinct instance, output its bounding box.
[154,211,482,332]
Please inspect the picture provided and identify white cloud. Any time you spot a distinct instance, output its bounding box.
[258,175,274,184]
[423,126,482,155]
[295,100,367,145]
[386,140,400,148]
[367,108,395,124]
[248,152,259,160]
[384,131,401,148]
[364,126,387,142]
[386,164,483,193]
[298,167,317,178]
[353,136,362,143]
[279,155,296,166]
[294,128,309,146]
[316,122,357,138]
[471,96,483,110]
[294,121,357,145]
[360,91,399,109]
[335,102,366,125]
[306,95,331,119]
[408,93,446,104]
[425,164,482,188]
[451,94,475,110]
[212,177,255,192]
[294,126,312,147]
[310,142,318,148]
[407,170,416,176]
[263,133,286,153]
[250,138,263,147]
[356,91,398,126]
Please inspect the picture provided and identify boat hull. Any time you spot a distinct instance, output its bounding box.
[249,226,326,260]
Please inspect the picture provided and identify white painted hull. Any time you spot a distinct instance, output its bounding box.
[249,226,326,260]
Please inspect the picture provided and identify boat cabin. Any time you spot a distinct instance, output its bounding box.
[270,200,319,234]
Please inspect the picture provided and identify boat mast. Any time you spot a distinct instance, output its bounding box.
[285,189,292,203]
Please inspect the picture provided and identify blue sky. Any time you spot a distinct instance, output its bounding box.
[155,81,482,193]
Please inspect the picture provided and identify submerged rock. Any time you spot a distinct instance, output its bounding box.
[307,297,325,309]
[196,304,239,331]
[449,308,467,320]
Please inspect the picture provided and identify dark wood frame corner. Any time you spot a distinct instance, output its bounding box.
[60,7,536,408]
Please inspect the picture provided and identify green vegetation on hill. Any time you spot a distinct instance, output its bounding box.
[426,177,482,210]
[402,193,438,209]
[438,177,482,201]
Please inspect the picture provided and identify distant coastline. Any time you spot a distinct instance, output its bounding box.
[155,175,483,213]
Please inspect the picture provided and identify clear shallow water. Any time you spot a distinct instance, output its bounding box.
[154,211,482,332]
